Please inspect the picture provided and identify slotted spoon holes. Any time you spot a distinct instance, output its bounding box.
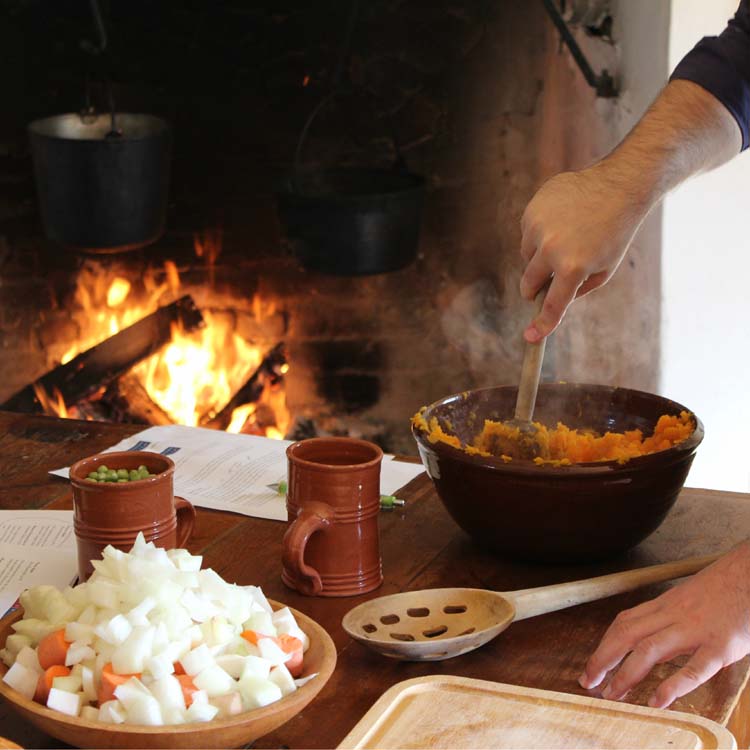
[406,607,430,618]
[389,632,416,642]
[381,601,473,641]
[359,597,480,644]
[386,623,470,642]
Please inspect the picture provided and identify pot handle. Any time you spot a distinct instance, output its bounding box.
[293,88,409,179]
[291,0,410,180]
[282,501,335,596]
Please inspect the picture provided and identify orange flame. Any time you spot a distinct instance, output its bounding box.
[131,312,268,428]
[194,229,222,288]
[33,383,68,418]
[50,252,290,437]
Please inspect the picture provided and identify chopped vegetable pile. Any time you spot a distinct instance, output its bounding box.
[1,534,313,726]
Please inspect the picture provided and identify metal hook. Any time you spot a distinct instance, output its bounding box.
[83,0,122,137]
[88,0,108,54]
[541,0,617,98]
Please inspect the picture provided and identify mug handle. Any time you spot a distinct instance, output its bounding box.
[174,496,197,548]
[282,501,335,596]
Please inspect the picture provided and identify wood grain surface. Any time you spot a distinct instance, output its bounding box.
[0,410,748,749]
[338,676,737,749]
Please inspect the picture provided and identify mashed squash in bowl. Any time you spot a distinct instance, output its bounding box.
[411,383,703,563]
[413,409,695,465]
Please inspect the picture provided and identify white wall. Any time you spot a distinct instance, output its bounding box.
[663,0,750,491]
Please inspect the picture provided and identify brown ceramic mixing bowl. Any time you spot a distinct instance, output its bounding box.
[412,383,704,563]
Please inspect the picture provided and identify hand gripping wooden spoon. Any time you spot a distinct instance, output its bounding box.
[342,553,720,661]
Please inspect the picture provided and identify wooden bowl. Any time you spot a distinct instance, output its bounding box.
[413,383,704,563]
[0,602,336,749]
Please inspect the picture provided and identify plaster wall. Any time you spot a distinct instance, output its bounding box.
[663,0,750,492]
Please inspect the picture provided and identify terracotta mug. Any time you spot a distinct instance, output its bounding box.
[282,437,383,597]
[69,450,196,581]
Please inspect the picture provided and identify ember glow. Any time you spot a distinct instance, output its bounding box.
[47,255,290,438]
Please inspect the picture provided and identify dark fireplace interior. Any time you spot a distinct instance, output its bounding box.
[0,0,663,454]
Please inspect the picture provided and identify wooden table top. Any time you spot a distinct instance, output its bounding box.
[1,410,749,749]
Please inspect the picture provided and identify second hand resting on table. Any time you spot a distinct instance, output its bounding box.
[516,3,750,709]
[582,543,750,708]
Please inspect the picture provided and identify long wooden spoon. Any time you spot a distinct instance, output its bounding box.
[495,286,549,459]
[342,553,720,662]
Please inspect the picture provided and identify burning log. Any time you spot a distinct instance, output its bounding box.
[201,343,287,432]
[99,373,174,426]
[1,295,205,414]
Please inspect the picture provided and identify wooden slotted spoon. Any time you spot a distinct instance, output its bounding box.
[342,553,720,661]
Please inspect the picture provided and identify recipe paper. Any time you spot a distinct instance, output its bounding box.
[0,510,77,617]
[51,424,424,521]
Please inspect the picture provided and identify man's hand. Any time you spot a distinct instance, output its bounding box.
[519,165,649,343]
[579,543,750,708]
[518,80,741,344]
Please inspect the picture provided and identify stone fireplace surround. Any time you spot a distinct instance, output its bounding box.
[0,1,667,454]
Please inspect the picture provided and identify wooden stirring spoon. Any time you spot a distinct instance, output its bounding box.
[495,285,550,459]
[342,553,721,662]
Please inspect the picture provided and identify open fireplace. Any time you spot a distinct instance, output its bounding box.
[0,1,666,454]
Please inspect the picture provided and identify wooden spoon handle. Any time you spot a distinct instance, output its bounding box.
[503,553,722,621]
[514,287,548,423]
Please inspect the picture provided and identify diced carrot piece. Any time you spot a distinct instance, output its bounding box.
[277,634,304,678]
[173,661,186,675]
[36,629,70,670]
[240,629,269,646]
[176,674,199,707]
[98,662,141,706]
[34,664,70,704]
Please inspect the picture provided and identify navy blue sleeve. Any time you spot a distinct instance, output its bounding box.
[670,0,750,151]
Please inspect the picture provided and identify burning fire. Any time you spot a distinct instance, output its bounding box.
[131,313,280,433]
[48,254,290,438]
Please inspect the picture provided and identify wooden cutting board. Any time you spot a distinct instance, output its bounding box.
[337,676,736,749]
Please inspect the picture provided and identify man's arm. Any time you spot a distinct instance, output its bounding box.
[520,79,741,343]
[671,0,750,150]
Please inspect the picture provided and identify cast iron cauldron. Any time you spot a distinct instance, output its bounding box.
[277,167,425,276]
[29,113,171,252]
[412,383,704,563]
[276,84,425,276]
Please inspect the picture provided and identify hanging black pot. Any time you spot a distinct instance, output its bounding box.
[276,0,425,276]
[277,90,425,277]
[29,112,171,253]
[277,166,424,276]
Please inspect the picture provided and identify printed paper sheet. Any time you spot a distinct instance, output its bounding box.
[0,510,77,616]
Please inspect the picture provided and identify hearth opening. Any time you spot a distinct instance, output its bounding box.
[0,2,665,456]
[3,238,291,440]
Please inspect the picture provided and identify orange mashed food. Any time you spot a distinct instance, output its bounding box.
[412,409,694,465]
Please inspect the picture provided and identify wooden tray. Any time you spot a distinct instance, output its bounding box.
[338,676,736,749]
